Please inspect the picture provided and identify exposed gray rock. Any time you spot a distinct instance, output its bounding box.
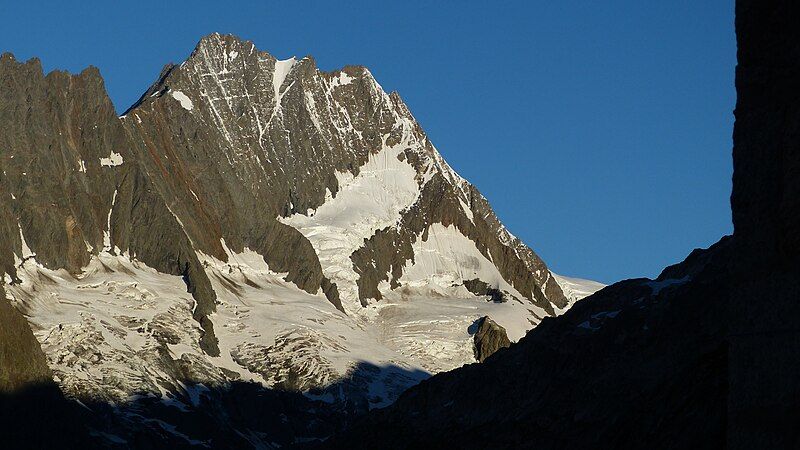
[0,55,119,275]
[0,52,220,354]
[473,316,511,362]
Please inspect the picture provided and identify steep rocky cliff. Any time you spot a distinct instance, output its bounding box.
[726,1,800,446]
[121,33,566,316]
[0,53,220,354]
[325,1,800,448]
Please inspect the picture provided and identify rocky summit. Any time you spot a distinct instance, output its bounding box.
[0,33,602,447]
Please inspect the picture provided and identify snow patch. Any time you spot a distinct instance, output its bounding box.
[577,310,621,332]
[273,57,296,99]
[15,222,36,265]
[398,223,527,306]
[100,152,123,167]
[459,198,474,223]
[330,71,354,88]
[103,189,118,252]
[170,90,194,111]
[646,276,690,295]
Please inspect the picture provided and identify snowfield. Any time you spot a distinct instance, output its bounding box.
[5,235,592,410]
[7,237,563,411]
[552,273,606,305]
[5,247,427,409]
[281,138,420,315]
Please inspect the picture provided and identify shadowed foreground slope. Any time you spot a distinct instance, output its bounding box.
[0,362,429,449]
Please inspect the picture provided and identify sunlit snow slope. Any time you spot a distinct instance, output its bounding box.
[553,273,606,305]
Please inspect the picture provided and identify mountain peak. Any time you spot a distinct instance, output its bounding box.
[0,33,583,445]
[191,32,260,58]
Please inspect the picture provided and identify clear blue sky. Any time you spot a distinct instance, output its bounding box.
[1,1,735,284]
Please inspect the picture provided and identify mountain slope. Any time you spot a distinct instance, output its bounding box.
[122,33,567,316]
[0,34,585,446]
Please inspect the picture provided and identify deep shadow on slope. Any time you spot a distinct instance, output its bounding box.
[0,383,92,449]
[0,361,428,449]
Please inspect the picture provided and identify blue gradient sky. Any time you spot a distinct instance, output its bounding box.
[1,1,736,284]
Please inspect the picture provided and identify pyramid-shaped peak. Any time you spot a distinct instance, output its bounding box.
[189,32,266,62]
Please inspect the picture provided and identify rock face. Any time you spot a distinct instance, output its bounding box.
[731,0,800,261]
[0,33,578,447]
[324,2,800,448]
[0,52,220,355]
[472,316,511,362]
[119,33,567,316]
[0,288,51,392]
[726,2,800,446]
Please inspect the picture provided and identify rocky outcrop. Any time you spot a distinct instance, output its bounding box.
[464,279,506,303]
[473,316,511,362]
[323,1,800,448]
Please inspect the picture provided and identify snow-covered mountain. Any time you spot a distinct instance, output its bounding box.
[0,34,599,446]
